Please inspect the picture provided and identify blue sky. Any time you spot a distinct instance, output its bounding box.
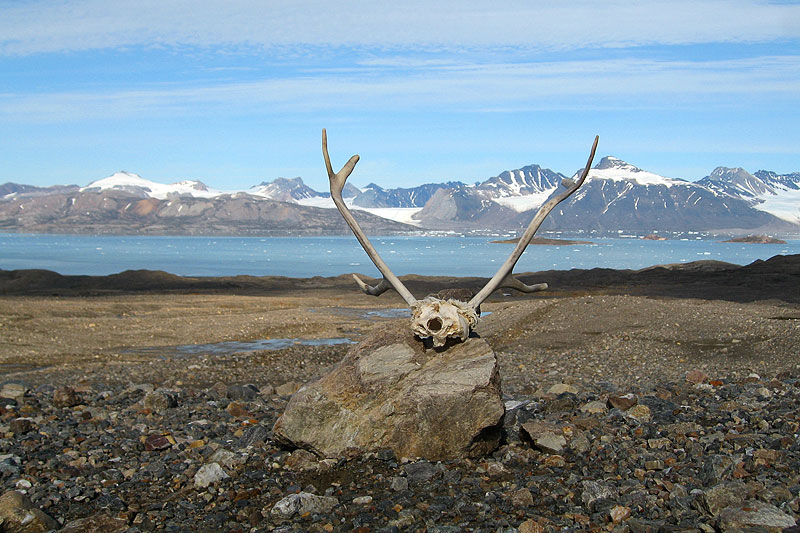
[1,1,799,192]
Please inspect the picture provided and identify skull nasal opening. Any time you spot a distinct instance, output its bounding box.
[427,317,443,332]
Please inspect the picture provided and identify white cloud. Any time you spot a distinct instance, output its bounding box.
[1,0,799,55]
[2,54,798,121]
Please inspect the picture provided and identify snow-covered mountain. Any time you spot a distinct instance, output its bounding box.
[2,172,411,235]
[3,158,798,234]
[82,171,224,200]
[352,182,463,209]
[248,177,323,202]
[1,182,79,199]
[543,157,779,232]
[479,164,562,213]
[412,156,786,232]
[697,168,800,224]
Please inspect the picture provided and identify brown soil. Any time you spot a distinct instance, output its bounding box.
[1,255,798,393]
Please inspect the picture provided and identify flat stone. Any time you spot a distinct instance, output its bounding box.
[208,448,241,469]
[508,488,534,507]
[273,325,504,460]
[581,480,617,511]
[518,519,546,533]
[403,461,441,484]
[144,434,172,451]
[610,505,632,524]
[579,400,607,414]
[390,476,409,491]
[236,424,269,449]
[547,383,578,395]
[61,513,129,533]
[520,421,567,454]
[717,500,797,531]
[0,383,27,400]
[698,481,747,517]
[626,404,651,421]
[686,370,710,384]
[275,381,301,396]
[226,383,259,400]
[270,492,338,517]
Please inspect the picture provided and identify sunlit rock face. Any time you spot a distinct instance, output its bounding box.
[273,324,504,460]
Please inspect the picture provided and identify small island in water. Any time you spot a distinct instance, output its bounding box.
[491,236,594,245]
[723,234,787,244]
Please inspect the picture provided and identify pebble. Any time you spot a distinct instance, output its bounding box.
[686,369,710,384]
[625,403,652,421]
[193,462,229,488]
[607,392,638,410]
[547,383,578,395]
[271,492,338,517]
[610,504,632,524]
[402,461,440,484]
[226,383,260,400]
[51,385,81,407]
[521,421,567,453]
[0,383,27,400]
[0,372,795,531]
[275,381,301,396]
[580,399,607,414]
[61,512,129,532]
[142,390,178,411]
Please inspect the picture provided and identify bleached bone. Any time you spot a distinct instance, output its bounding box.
[323,129,416,306]
[500,274,548,293]
[411,297,478,347]
[323,128,597,347]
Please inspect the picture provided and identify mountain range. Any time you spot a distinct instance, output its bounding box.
[1,158,798,235]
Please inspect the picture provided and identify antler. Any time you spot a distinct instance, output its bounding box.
[469,135,599,310]
[323,129,417,306]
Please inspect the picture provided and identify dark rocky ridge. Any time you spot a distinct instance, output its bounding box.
[2,254,799,305]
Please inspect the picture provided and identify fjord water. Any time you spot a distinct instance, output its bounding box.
[1,233,798,278]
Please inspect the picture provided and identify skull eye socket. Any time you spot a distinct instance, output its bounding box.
[427,317,443,332]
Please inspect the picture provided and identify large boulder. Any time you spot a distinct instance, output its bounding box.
[273,325,504,460]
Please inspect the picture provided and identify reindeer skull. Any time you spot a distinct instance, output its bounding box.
[411,297,479,347]
[323,128,598,348]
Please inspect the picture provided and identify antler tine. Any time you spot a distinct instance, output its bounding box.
[352,274,392,296]
[323,129,417,306]
[500,275,548,293]
[469,135,599,310]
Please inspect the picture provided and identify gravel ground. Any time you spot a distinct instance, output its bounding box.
[0,262,799,532]
[0,360,798,532]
